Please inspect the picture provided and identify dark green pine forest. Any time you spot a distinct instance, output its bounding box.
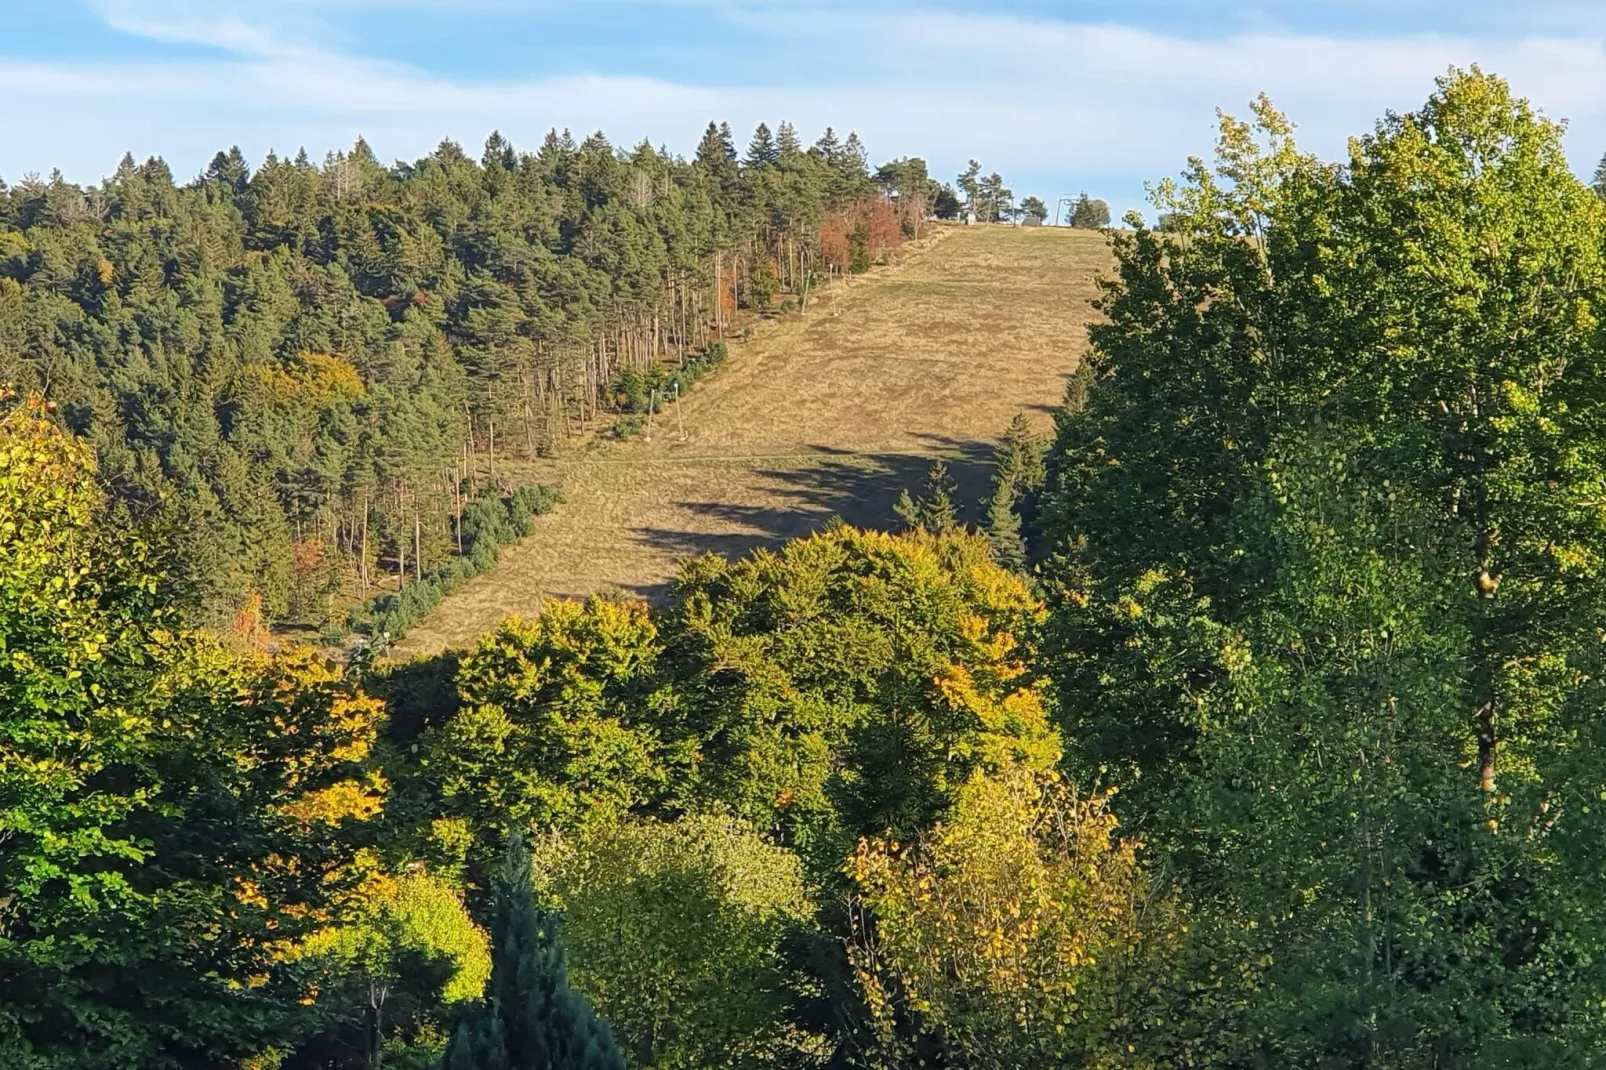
[11,68,1606,1069]
[0,120,940,634]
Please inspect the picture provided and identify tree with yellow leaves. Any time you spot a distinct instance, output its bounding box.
[848,767,1177,1067]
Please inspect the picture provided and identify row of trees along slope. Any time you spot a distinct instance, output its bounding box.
[0,121,932,633]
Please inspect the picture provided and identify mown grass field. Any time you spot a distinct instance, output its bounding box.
[394,224,1112,656]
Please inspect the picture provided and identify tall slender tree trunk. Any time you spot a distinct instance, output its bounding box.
[413,510,422,583]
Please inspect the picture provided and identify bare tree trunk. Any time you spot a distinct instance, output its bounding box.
[396,506,406,589]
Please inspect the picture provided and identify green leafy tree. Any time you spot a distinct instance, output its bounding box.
[0,397,390,1067]
[442,836,623,1070]
[662,525,1057,855]
[849,766,1178,1067]
[532,815,824,1069]
[1038,70,1606,1061]
[1019,195,1048,221]
[418,598,671,862]
[296,871,493,1068]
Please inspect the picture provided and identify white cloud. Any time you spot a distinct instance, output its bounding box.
[7,3,1606,216]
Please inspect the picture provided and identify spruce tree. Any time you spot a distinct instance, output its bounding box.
[991,412,1047,534]
[813,127,843,165]
[893,488,920,532]
[746,122,778,168]
[775,121,802,160]
[839,132,869,177]
[985,479,1026,571]
[1593,150,1606,199]
[442,835,624,1070]
[918,461,959,534]
[1068,192,1111,228]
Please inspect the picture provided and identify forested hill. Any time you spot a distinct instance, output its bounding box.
[0,122,942,631]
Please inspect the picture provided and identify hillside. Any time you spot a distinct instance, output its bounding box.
[395,224,1111,655]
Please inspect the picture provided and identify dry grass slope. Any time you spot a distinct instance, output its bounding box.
[395,224,1112,656]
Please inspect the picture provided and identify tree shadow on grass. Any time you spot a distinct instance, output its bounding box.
[622,435,996,601]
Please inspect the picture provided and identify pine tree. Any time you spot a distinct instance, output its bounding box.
[442,835,624,1070]
[1593,150,1606,199]
[985,478,1026,571]
[956,160,982,219]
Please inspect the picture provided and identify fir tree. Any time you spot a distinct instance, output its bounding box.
[203,146,250,194]
[1593,150,1606,199]
[443,835,624,1070]
[993,413,1047,499]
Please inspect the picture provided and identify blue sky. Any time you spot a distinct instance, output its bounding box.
[6,1,1606,217]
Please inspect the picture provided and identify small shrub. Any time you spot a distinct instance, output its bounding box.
[850,223,872,273]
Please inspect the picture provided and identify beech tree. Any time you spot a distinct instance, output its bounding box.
[0,398,389,1066]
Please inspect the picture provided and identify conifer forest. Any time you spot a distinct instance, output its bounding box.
[11,64,1606,1069]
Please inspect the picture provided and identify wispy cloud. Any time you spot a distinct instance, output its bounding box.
[7,1,1606,214]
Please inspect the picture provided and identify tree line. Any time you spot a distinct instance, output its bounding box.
[0,121,931,635]
[10,67,1606,1068]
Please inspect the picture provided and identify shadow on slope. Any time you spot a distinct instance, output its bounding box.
[622,435,996,600]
